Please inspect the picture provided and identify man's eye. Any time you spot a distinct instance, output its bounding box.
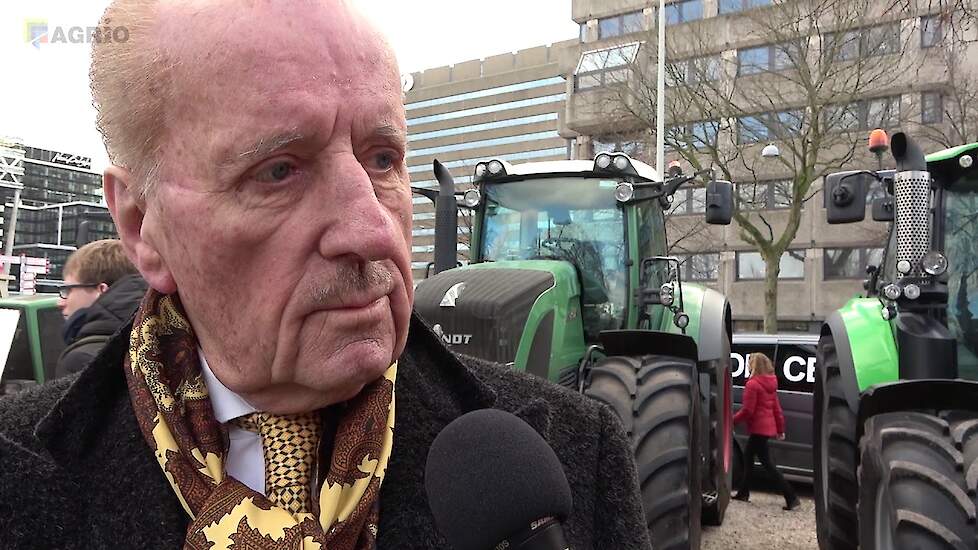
[371,152,397,172]
[254,161,296,183]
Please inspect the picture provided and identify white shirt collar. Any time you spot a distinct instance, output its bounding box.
[199,350,256,423]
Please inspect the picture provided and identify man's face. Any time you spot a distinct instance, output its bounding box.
[127,1,413,412]
[58,272,103,319]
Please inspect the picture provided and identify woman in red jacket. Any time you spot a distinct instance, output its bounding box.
[732,353,800,510]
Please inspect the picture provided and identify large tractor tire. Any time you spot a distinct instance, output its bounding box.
[584,354,702,550]
[701,359,732,526]
[857,410,978,549]
[814,334,859,550]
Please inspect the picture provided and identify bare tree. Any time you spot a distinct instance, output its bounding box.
[592,0,921,332]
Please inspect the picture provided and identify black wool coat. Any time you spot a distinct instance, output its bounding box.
[0,313,651,549]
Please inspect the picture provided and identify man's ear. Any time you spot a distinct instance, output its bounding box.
[103,166,177,294]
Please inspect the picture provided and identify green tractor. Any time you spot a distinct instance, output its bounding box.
[0,294,66,395]
[412,153,736,548]
[815,132,978,549]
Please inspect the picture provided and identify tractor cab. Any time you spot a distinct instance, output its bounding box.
[415,153,733,379]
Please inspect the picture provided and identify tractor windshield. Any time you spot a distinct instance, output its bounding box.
[945,174,978,378]
[481,177,627,336]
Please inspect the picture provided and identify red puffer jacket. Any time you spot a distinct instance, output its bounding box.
[733,373,784,437]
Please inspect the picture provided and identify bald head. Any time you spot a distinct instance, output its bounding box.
[90,0,399,197]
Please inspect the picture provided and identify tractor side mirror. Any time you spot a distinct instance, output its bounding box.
[871,196,894,221]
[705,180,733,225]
[824,171,868,224]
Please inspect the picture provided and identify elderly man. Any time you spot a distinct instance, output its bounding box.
[0,1,650,549]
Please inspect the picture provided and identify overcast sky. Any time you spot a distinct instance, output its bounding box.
[0,1,577,171]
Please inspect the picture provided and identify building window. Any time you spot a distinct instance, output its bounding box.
[666,120,720,150]
[921,15,943,48]
[921,92,944,124]
[580,22,588,42]
[676,253,721,280]
[737,250,806,280]
[598,10,644,39]
[825,95,902,131]
[666,55,722,86]
[665,0,703,25]
[575,43,641,90]
[668,186,708,215]
[719,0,771,14]
[824,247,885,279]
[592,135,648,161]
[737,43,793,76]
[737,110,804,144]
[826,23,901,62]
[736,180,793,210]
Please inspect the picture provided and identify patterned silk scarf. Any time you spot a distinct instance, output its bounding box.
[124,291,396,550]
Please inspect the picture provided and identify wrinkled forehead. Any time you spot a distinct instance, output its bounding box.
[158,0,399,103]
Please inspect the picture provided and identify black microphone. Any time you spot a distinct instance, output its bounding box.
[425,408,573,550]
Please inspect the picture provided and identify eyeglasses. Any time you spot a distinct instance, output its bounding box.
[58,283,100,299]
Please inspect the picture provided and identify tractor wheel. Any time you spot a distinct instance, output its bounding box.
[584,354,702,550]
[702,359,732,526]
[814,334,859,550]
[857,410,978,549]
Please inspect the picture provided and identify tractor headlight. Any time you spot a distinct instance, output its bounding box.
[960,154,973,168]
[613,155,631,171]
[595,153,613,170]
[487,160,505,175]
[659,283,674,306]
[615,182,634,203]
[921,251,948,276]
[896,260,913,276]
[883,283,902,301]
[474,163,488,179]
[462,189,481,208]
[903,283,921,300]
[674,311,690,329]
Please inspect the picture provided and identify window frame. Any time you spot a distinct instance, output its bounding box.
[823,247,885,280]
[920,14,944,48]
[921,91,944,124]
[736,110,805,144]
[718,0,771,15]
[574,43,641,91]
[825,22,901,62]
[824,95,902,132]
[665,0,704,26]
[736,249,807,280]
[598,10,645,39]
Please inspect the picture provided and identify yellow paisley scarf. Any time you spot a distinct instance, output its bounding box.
[123,291,396,550]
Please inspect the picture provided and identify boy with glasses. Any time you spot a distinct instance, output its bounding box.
[56,239,146,377]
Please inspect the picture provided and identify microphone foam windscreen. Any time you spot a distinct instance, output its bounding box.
[424,408,573,550]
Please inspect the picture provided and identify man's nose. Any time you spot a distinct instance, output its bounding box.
[317,158,405,263]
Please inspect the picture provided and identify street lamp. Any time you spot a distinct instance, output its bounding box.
[761,143,780,159]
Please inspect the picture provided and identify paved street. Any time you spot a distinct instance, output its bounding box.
[703,487,817,549]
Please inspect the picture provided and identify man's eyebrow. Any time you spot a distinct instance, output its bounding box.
[372,124,407,149]
[221,131,306,167]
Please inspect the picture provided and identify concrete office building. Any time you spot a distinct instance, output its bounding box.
[402,41,576,280]
[560,0,965,331]
[0,140,114,281]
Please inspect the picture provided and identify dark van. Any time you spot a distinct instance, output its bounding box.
[731,333,818,483]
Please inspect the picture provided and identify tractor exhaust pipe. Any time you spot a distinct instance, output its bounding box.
[890,132,931,276]
[433,159,458,275]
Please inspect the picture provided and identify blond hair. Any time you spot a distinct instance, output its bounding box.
[748,353,775,376]
[90,0,173,198]
[64,239,138,286]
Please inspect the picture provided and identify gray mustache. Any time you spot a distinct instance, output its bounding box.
[312,262,393,307]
